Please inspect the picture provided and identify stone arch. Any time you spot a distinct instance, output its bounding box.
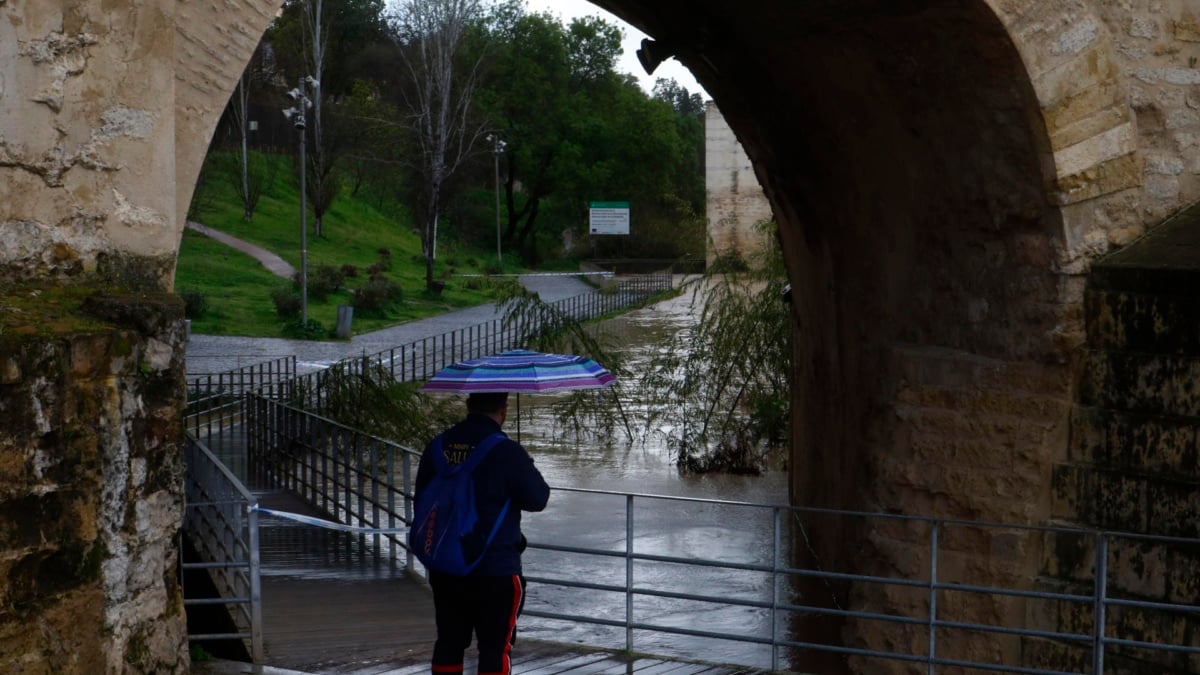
[592,0,1142,517]
[593,1,1133,669]
[7,0,1193,671]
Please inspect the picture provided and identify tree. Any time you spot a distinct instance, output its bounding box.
[468,8,629,263]
[389,0,487,290]
[466,7,706,264]
[268,0,390,237]
[228,44,280,221]
[652,77,706,210]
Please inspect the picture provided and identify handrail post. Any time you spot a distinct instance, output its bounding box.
[247,501,264,664]
[626,493,634,654]
[1093,532,1108,675]
[387,446,397,565]
[772,506,781,672]
[929,520,939,675]
[403,451,414,572]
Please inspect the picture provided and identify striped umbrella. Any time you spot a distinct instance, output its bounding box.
[420,349,616,394]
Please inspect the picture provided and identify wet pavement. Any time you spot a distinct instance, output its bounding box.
[185,274,598,376]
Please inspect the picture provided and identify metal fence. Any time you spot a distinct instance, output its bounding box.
[237,394,1200,674]
[289,271,673,410]
[244,394,416,571]
[182,433,263,664]
[186,355,298,400]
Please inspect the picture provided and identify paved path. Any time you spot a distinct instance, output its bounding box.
[183,221,618,375]
[185,274,597,376]
[187,220,297,279]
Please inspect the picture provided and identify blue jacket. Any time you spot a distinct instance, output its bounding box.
[414,414,550,576]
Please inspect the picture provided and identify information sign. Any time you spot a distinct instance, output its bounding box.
[589,201,630,235]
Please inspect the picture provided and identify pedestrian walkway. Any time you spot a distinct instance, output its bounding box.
[185,274,599,376]
[187,220,297,279]
[183,220,615,375]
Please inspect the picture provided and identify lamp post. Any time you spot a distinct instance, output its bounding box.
[283,76,318,326]
[487,133,506,264]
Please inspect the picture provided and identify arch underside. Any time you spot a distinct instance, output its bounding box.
[598,3,1075,668]
[603,0,1068,514]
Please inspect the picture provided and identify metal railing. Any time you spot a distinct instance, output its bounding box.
[244,395,416,571]
[182,433,263,663]
[290,271,673,411]
[186,354,298,401]
[237,394,1200,674]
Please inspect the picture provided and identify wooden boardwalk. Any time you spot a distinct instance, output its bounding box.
[200,569,774,674]
[190,479,779,674]
[188,490,778,674]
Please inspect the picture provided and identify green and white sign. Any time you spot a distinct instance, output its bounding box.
[589,201,630,235]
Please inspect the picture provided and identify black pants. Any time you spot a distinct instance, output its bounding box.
[429,572,526,675]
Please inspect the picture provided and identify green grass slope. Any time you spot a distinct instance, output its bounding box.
[175,151,521,337]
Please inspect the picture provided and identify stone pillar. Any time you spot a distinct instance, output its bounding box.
[2,1,192,671]
[0,289,188,673]
[705,102,774,268]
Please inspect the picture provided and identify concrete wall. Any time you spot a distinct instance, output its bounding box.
[705,102,774,266]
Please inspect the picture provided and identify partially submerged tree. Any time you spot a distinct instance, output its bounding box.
[389,0,487,290]
[640,222,790,473]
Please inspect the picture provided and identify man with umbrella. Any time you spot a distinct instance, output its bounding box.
[415,390,550,675]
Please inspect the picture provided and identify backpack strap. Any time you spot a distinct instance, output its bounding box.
[453,432,511,559]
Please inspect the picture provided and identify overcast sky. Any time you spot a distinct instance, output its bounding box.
[521,0,708,98]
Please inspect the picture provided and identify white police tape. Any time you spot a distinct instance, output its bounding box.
[251,506,407,535]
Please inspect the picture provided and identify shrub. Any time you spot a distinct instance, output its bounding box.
[352,278,402,315]
[281,317,326,340]
[308,264,345,300]
[179,290,208,319]
[270,286,302,317]
[340,264,359,279]
[366,262,388,279]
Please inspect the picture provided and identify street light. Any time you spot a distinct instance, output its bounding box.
[486,133,506,264]
[282,76,319,326]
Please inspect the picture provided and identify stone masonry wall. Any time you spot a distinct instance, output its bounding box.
[1037,205,1200,674]
[0,287,188,674]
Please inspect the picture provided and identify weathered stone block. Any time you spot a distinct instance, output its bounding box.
[1086,288,1200,355]
[1078,350,1200,417]
[1145,479,1200,538]
[0,284,187,673]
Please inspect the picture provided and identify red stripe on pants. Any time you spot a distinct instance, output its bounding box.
[478,574,522,675]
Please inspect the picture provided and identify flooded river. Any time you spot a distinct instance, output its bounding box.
[500,290,791,669]
[250,288,791,670]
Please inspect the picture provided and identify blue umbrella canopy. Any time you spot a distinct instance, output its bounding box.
[420,349,616,394]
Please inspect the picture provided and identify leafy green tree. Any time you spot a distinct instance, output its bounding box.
[467,5,705,265]
[469,6,574,262]
[652,77,706,211]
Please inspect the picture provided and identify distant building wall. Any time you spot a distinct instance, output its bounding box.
[705,102,774,267]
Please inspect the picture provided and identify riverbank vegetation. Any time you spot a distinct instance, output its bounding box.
[497,222,790,474]
[179,0,707,338]
[179,150,520,337]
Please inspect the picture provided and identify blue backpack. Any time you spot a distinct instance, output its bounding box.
[410,432,510,576]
